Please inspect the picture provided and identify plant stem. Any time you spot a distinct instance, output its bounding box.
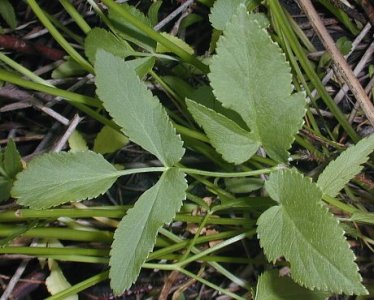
[101,0,209,73]
[45,271,109,300]
[179,165,281,178]
[59,0,91,34]
[116,166,166,177]
[267,0,359,142]
[0,69,101,107]
[27,0,94,73]
[322,194,358,214]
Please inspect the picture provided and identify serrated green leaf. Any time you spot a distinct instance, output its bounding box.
[317,134,374,197]
[186,99,259,164]
[85,28,129,64]
[257,169,367,295]
[156,32,194,55]
[68,130,88,152]
[95,50,185,167]
[255,270,327,300]
[0,0,17,29]
[94,126,129,154]
[124,57,155,79]
[12,151,119,209]
[209,0,246,31]
[4,139,22,178]
[110,168,187,294]
[209,6,306,162]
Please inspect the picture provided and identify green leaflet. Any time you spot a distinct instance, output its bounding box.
[186,99,259,164]
[209,0,246,31]
[94,126,129,155]
[317,134,374,197]
[110,168,187,294]
[255,270,327,300]
[0,139,22,202]
[257,169,367,295]
[95,50,185,167]
[12,151,119,209]
[68,130,89,152]
[85,28,129,64]
[209,6,306,162]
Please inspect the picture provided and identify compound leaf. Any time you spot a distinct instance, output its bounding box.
[186,99,259,164]
[317,134,374,197]
[110,168,187,294]
[255,270,328,300]
[257,169,367,295]
[209,6,305,162]
[95,50,184,167]
[12,151,119,209]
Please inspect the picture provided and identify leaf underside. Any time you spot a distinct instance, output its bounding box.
[186,99,259,164]
[95,50,185,167]
[12,151,118,209]
[255,270,327,300]
[317,134,374,197]
[257,169,367,295]
[209,5,305,162]
[110,168,187,294]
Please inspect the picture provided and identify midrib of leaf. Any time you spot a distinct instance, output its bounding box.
[281,206,355,286]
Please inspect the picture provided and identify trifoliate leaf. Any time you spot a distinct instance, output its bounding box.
[85,28,129,64]
[94,126,129,154]
[68,130,88,152]
[257,169,367,295]
[95,50,185,167]
[209,6,306,162]
[186,99,259,164]
[12,151,119,209]
[317,134,374,197]
[110,168,187,294]
[156,32,194,55]
[255,270,327,300]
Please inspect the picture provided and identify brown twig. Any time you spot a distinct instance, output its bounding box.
[0,34,65,61]
[298,0,374,126]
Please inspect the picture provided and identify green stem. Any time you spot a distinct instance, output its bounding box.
[27,0,94,73]
[0,226,113,242]
[322,194,358,214]
[0,69,101,107]
[116,166,166,176]
[0,246,109,256]
[178,268,247,300]
[267,0,359,142]
[176,231,255,268]
[101,0,209,73]
[0,52,51,85]
[59,0,91,34]
[179,165,281,178]
[45,271,109,300]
